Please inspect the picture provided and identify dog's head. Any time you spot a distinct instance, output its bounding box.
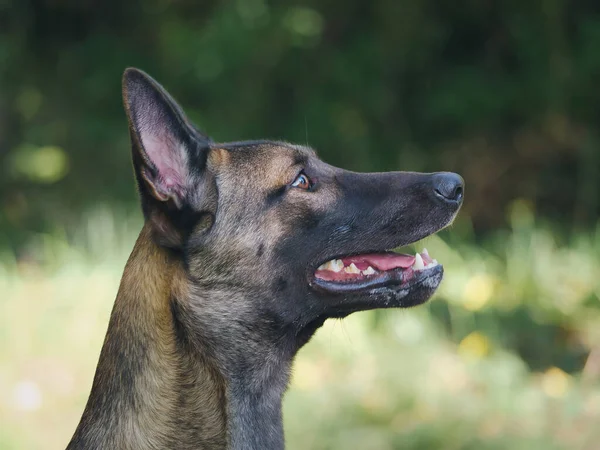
[123,68,463,347]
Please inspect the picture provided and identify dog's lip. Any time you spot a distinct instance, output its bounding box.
[306,231,445,293]
[308,247,440,293]
[309,263,443,294]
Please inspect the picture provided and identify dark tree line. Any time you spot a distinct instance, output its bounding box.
[2,0,600,250]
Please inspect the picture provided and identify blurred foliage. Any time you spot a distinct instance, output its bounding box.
[1,1,600,449]
[1,209,600,449]
[2,0,600,250]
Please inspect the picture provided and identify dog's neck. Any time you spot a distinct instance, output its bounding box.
[68,225,292,450]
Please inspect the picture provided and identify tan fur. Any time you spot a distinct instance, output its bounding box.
[204,143,340,263]
[69,69,463,450]
[69,225,227,449]
[208,147,231,168]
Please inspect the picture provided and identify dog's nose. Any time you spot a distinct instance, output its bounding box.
[432,172,464,204]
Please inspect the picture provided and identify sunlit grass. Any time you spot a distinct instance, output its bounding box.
[1,205,599,449]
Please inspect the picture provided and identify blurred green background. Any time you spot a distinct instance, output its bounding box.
[2,1,600,449]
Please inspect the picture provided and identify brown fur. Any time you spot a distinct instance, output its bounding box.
[67,68,463,450]
[69,226,227,449]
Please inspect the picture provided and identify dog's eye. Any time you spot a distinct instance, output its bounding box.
[291,172,312,190]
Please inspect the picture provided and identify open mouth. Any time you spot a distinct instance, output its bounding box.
[311,248,441,294]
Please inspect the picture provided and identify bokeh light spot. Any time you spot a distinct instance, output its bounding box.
[541,367,570,398]
[462,274,496,311]
[12,380,43,412]
[283,7,324,38]
[458,331,491,359]
[9,144,69,183]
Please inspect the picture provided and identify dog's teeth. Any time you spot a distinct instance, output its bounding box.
[424,259,440,269]
[413,253,425,270]
[362,266,376,275]
[332,259,344,272]
[344,263,361,274]
[318,260,333,271]
[317,259,344,272]
[422,248,429,257]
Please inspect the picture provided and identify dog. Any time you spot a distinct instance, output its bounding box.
[66,68,463,450]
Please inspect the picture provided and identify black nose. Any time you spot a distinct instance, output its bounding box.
[432,172,464,203]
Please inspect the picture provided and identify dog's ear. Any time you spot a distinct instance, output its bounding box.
[122,68,214,247]
[122,68,211,209]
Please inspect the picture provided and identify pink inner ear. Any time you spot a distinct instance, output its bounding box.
[141,132,188,201]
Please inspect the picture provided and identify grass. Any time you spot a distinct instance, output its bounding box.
[1,203,599,449]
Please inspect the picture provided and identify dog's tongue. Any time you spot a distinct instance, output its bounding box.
[341,253,415,271]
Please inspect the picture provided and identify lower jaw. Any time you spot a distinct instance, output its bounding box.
[310,264,443,295]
